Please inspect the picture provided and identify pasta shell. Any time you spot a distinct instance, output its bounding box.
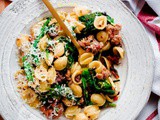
[70,83,82,97]
[84,105,100,120]
[54,43,65,58]
[38,81,50,93]
[109,79,120,97]
[94,16,107,30]
[102,42,111,51]
[108,77,116,90]
[73,112,88,120]
[113,47,125,59]
[38,35,48,51]
[90,94,106,106]
[88,61,103,73]
[44,52,54,66]
[48,18,57,26]
[21,88,37,104]
[74,6,91,17]
[105,95,114,103]
[71,62,81,74]
[74,21,86,34]
[54,56,68,71]
[47,66,56,84]
[29,98,41,108]
[100,56,111,70]
[72,70,82,85]
[29,79,40,89]
[30,19,47,38]
[65,106,81,119]
[16,34,30,48]
[14,70,25,79]
[79,53,94,66]
[96,31,108,43]
[62,98,74,107]
[58,11,67,21]
[35,65,48,82]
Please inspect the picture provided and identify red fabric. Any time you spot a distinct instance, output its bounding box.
[146,109,158,120]
[137,3,160,36]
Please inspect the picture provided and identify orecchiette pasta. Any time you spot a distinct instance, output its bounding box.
[94,16,107,30]
[38,81,50,93]
[79,53,94,66]
[62,98,74,107]
[96,31,108,43]
[54,43,65,57]
[35,64,48,82]
[90,94,106,106]
[21,88,38,104]
[89,61,103,73]
[70,83,82,97]
[105,95,114,103]
[109,80,120,97]
[73,112,88,120]
[74,21,86,34]
[44,52,54,66]
[113,46,125,59]
[29,98,41,108]
[71,62,81,74]
[30,19,47,38]
[47,66,56,84]
[74,6,91,17]
[15,6,124,120]
[54,56,68,70]
[64,106,81,119]
[84,105,100,120]
[48,18,57,26]
[108,77,116,90]
[102,42,111,51]
[71,70,82,84]
[101,56,111,70]
[28,78,40,89]
[58,11,67,21]
[16,34,30,48]
[38,35,48,51]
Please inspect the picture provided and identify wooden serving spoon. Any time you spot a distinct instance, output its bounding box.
[42,0,85,55]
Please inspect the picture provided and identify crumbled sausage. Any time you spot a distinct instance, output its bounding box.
[78,35,104,54]
[96,68,111,80]
[56,72,65,82]
[106,24,122,39]
[111,35,122,46]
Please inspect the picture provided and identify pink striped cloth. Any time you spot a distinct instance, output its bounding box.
[122,0,160,119]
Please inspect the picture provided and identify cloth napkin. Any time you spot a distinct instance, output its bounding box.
[122,0,160,97]
[122,0,160,119]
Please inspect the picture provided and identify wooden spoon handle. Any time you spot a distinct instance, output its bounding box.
[42,0,85,55]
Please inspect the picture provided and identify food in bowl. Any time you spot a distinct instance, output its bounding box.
[14,6,124,120]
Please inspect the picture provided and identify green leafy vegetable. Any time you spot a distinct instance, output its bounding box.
[33,17,52,48]
[22,56,34,82]
[31,54,40,65]
[46,49,49,59]
[79,12,103,34]
[40,84,77,102]
[107,15,114,25]
[58,36,78,68]
[108,103,116,107]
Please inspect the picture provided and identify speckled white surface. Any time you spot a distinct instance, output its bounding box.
[0,0,154,120]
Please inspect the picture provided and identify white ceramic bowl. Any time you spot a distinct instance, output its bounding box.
[0,0,154,120]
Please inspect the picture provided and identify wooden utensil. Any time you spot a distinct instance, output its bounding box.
[42,0,85,55]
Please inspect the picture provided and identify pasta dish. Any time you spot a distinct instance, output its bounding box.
[15,6,124,120]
